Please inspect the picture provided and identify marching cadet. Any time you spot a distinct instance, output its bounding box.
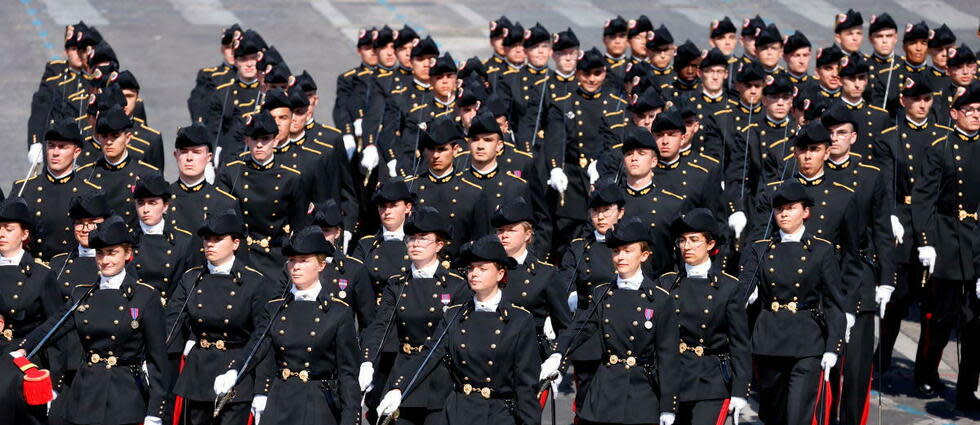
[309,200,375,328]
[739,15,766,65]
[205,29,266,137]
[83,104,160,220]
[782,31,814,90]
[542,216,681,425]
[77,85,130,166]
[130,173,198,302]
[485,16,513,82]
[628,87,667,132]
[723,60,766,136]
[669,41,702,97]
[188,24,241,122]
[351,180,413,297]
[754,24,785,76]
[706,17,739,90]
[837,55,891,160]
[865,14,899,88]
[393,25,421,88]
[689,48,731,122]
[167,123,239,234]
[821,103,896,424]
[663,209,750,425]
[213,226,360,425]
[653,108,725,225]
[870,21,930,114]
[737,182,845,425]
[601,16,630,89]
[166,209,275,425]
[462,111,530,220]
[645,25,676,90]
[359,206,471,424]
[116,70,165,171]
[377,234,542,425]
[12,118,95,261]
[20,214,172,425]
[834,9,865,56]
[934,44,977,125]
[548,28,581,102]
[924,24,956,102]
[217,110,309,278]
[497,22,551,147]
[626,15,653,67]
[799,45,845,103]
[910,81,980,408]
[333,27,378,137]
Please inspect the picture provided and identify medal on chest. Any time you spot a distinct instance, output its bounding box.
[337,279,348,299]
[441,293,451,312]
[130,308,140,329]
[643,308,654,329]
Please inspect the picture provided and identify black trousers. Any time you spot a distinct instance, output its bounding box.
[180,399,250,425]
[571,360,599,414]
[876,262,924,374]
[676,398,728,425]
[914,278,963,386]
[833,311,875,425]
[755,355,823,425]
[394,406,444,425]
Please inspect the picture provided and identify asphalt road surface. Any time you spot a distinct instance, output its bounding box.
[2,0,980,423]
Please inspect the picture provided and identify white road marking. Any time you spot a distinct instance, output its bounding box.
[892,0,979,30]
[41,0,108,26]
[167,0,239,26]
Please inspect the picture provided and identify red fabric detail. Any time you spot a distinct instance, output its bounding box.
[171,355,186,425]
[860,364,874,425]
[715,398,731,425]
[539,388,549,409]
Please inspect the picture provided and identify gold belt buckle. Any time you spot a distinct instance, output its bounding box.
[199,339,210,349]
[90,353,101,363]
[462,383,473,395]
[281,368,291,380]
[770,301,781,312]
[215,340,226,351]
[105,356,117,368]
[959,210,978,221]
[625,356,637,367]
[904,196,912,205]
[298,370,309,383]
[480,387,491,399]
[608,354,620,365]
[693,346,704,357]
[678,342,688,354]
[578,157,589,168]
[401,343,414,354]
[2,329,11,341]
[786,301,798,314]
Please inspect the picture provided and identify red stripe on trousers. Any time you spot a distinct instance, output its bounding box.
[172,355,186,425]
[860,364,874,425]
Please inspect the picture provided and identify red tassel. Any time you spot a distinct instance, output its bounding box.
[172,355,187,425]
[538,388,549,409]
[12,356,53,405]
[715,398,731,425]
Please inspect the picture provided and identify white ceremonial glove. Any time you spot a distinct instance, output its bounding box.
[876,285,895,318]
[8,350,24,359]
[728,212,747,237]
[360,144,379,172]
[183,340,196,356]
[729,396,748,425]
[204,162,216,184]
[342,134,356,160]
[28,143,43,165]
[143,416,163,425]
[358,362,375,392]
[387,159,398,178]
[342,231,353,253]
[917,246,936,274]
[548,168,568,193]
[377,389,402,417]
[543,317,556,341]
[251,395,267,425]
[890,215,904,244]
[821,353,838,382]
[47,390,58,414]
[353,118,363,137]
[844,313,856,343]
[976,279,980,300]
[587,160,599,185]
[213,369,239,396]
[746,286,759,307]
[540,353,562,382]
[213,146,223,168]
[567,291,578,312]
[659,412,676,425]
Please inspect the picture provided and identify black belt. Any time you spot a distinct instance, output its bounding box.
[767,301,814,313]
[679,342,729,357]
[279,368,337,383]
[87,354,141,368]
[937,206,979,222]
[455,383,515,400]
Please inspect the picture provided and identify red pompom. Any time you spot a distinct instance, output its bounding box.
[12,357,53,405]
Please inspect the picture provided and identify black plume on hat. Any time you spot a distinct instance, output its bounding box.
[621,125,658,152]
[820,102,857,130]
[133,172,171,200]
[606,216,652,249]
[174,123,213,151]
[467,111,502,138]
[394,25,420,49]
[88,215,135,249]
[754,24,783,48]
[489,16,513,38]
[589,179,626,208]
[115,70,139,92]
[411,36,439,58]
[700,48,729,69]
[405,206,450,238]
[0,198,34,231]
[670,208,719,239]
[372,179,416,205]
[903,21,929,43]
[95,105,132,134]
[834,9,863,33]
[710,17,737,38]
[652,109,686,134]
[491,197,534,228]
[69,192,111,219]
[628,15,653,38]
[263,89,291,111]
[629,87,666,114]
[283,226,335,257]
[900,73,932,98]
[762,74,794,96]
[674,40,701,68]
[868,13,897,34]
[287,88,310,109]
[373,25,395,49]
[646,24,674,49]
[430,53,457,76]
[736,61,765,83]
[772,181,813,208]
[502,22,525,47]
[458,57,489,82]
[577,47,605,71]
[221,23,243,45]
[603,16,628,37]
[460,234,515,268]
[553,28,579,51]
[197,209,244,238]
[45,118,83,146]
[523,23,551,48]
[422,115,466,148]
[792,121,831,148]
[244,110,278,139]
[783,31,811,55]
[293,70,318,92]
[815,44,844,67]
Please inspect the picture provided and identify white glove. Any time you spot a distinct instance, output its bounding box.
[659,412,676,425]
[729,396,748,425]
[567,291,578,311]
[539,353,562,382]
[342,134,356,160]
[387,159,398,178]
[204,162,216,184]
[547,168,568,193]
[143,416,163,425]
[353,118,363,137]
[213,146,223,168]
[543,317,556,341]
[820,353,838,382]
[875,285,895,318]
[890,215,904,244]
[976,278,980,300]
[46,390,57,414]
[28,143,43,165]
[377,389,402,417]
[8,351,24,358]
[251,395,267,425]
[728,212,747,237]
[587,160,599,185]
[213,369,239,396]
[844,313,855,343]
[746,286,759,307]
[360,144,379,172]
[342,231,353,253]
[917,246,936,274]
[183,340,196,356]
[358,362,374,392]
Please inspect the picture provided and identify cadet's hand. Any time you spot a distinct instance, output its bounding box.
[353,118,363,137]
[543,317,556,340]
[204,163,216,184]
[890,215,904,244]
[28,143,43,165]
[251,395,267,425]
[342,134,356,160]
[659,412,676,425]
[567,291,578,312]
[143,416,163,425]
[844,313,855,343]
[377,389,402,417]
[539,353,562,382]
[358,362,374,392]
[820,353,837,381]
[728,212,747,237]
[917,246,936,274]
[183,340,196,356]
[875,285,895,318]
[547,168,568,193]
[213,369,238,396]
[745,286,759,308]
[360,144,379,172]
[587,160,599,185]
[729,396,748,425]
[9,349,26,358]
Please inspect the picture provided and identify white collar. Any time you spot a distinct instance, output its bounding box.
[305,117,315,126]
[473,289,502,312]
[627,180,653,192]
[616,271,644,290]
[703,89,724,99]
[252,155,274,167]
[47,167,74,180]
[106,151,129,166]
[139,220,165,235]
[800,171,824,182]
[905,115,929,128]
[685,259,711,279]
[410,260,439,278]
[766,115,789,125]
[471,163,498,176]
[0,249,25,267]
[207,257,235,275]
[829,155,850,165]
[99,269,127,290]
[290,281,322,301]
[413,78,431,88]
[662,156,680,166]
[383,227,405,241]
[842,97,864,107]
[955,125,979,138]
[604,52,625,61]
[434,95,456,107]
[286,132,305,144]
[179,175,206,187]
[239,77,259,85]
[594,230,606,242]
[505,60,525,70]
[429,167,454,179]
[555,69,575,79]
[779,225,806,243]
[512,249,528,265]
[78,245,96,257]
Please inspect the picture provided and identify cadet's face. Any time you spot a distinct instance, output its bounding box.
[677,232,715,266]
[496,223,531,256]
[96,245,131,277]
[46,140,82,174]
[870,30,897,57]
[504,44,526,64]
[841,74,868,99]
[221,45,234,65]
[764,93,793,119]
[290,107,310,134]
[756,43,782,68]
[378,201,411,229]
[432,73,457,98]
[66,47,83,69]
[203,235,239,264]
[458,104,478,128]
[590,204,624,234]
[0,223,28,255]
[135,197,167,227]
[424,143,456,174]
[900,93,933,121]
[73,217,104,247]
[269,108,292,144]
[678,62,700,80]
[495,116,510,134]
[377,43,397,68]
[577,68,606,92]
[97,130,132,161]
[288,254,326,288]
[396,44,414,69]
[122,89,138,116]
[741,36,757,56]
[816,64,841,90]
[624,148,657,176]
[828,123,857,156]
[466,261,504,293]
[951,103,980,133]
[737,81,764,104]
[904,40,928,64]
[468,133,503,164]
[245,134,277,163]
[835,28,864,53]
[491,37,506,55]
[411,55,434,81]
[710,33,738,56]
[795,143,829,176]
[553,48,579,74]
[358,46,378,66]
[774,202,809,233]
[950,63,978,86]
[655,130,684,161]
[527,42,553,68]
[321,226,341,244]
[928,45,953,68]
[612,242,650,276]
[683,118,700,147]
[603,33,628,57]
[648,47,674,68]
[235,53,259,80]
[784,48,812,75]
[629,33,648,58]
[174,146,212,180]
[700,65,728,93]
[406,232,443,262]
[632,109,660,130]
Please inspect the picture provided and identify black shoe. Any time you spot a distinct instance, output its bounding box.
[956,394,980,411]
[917,382,939,396]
